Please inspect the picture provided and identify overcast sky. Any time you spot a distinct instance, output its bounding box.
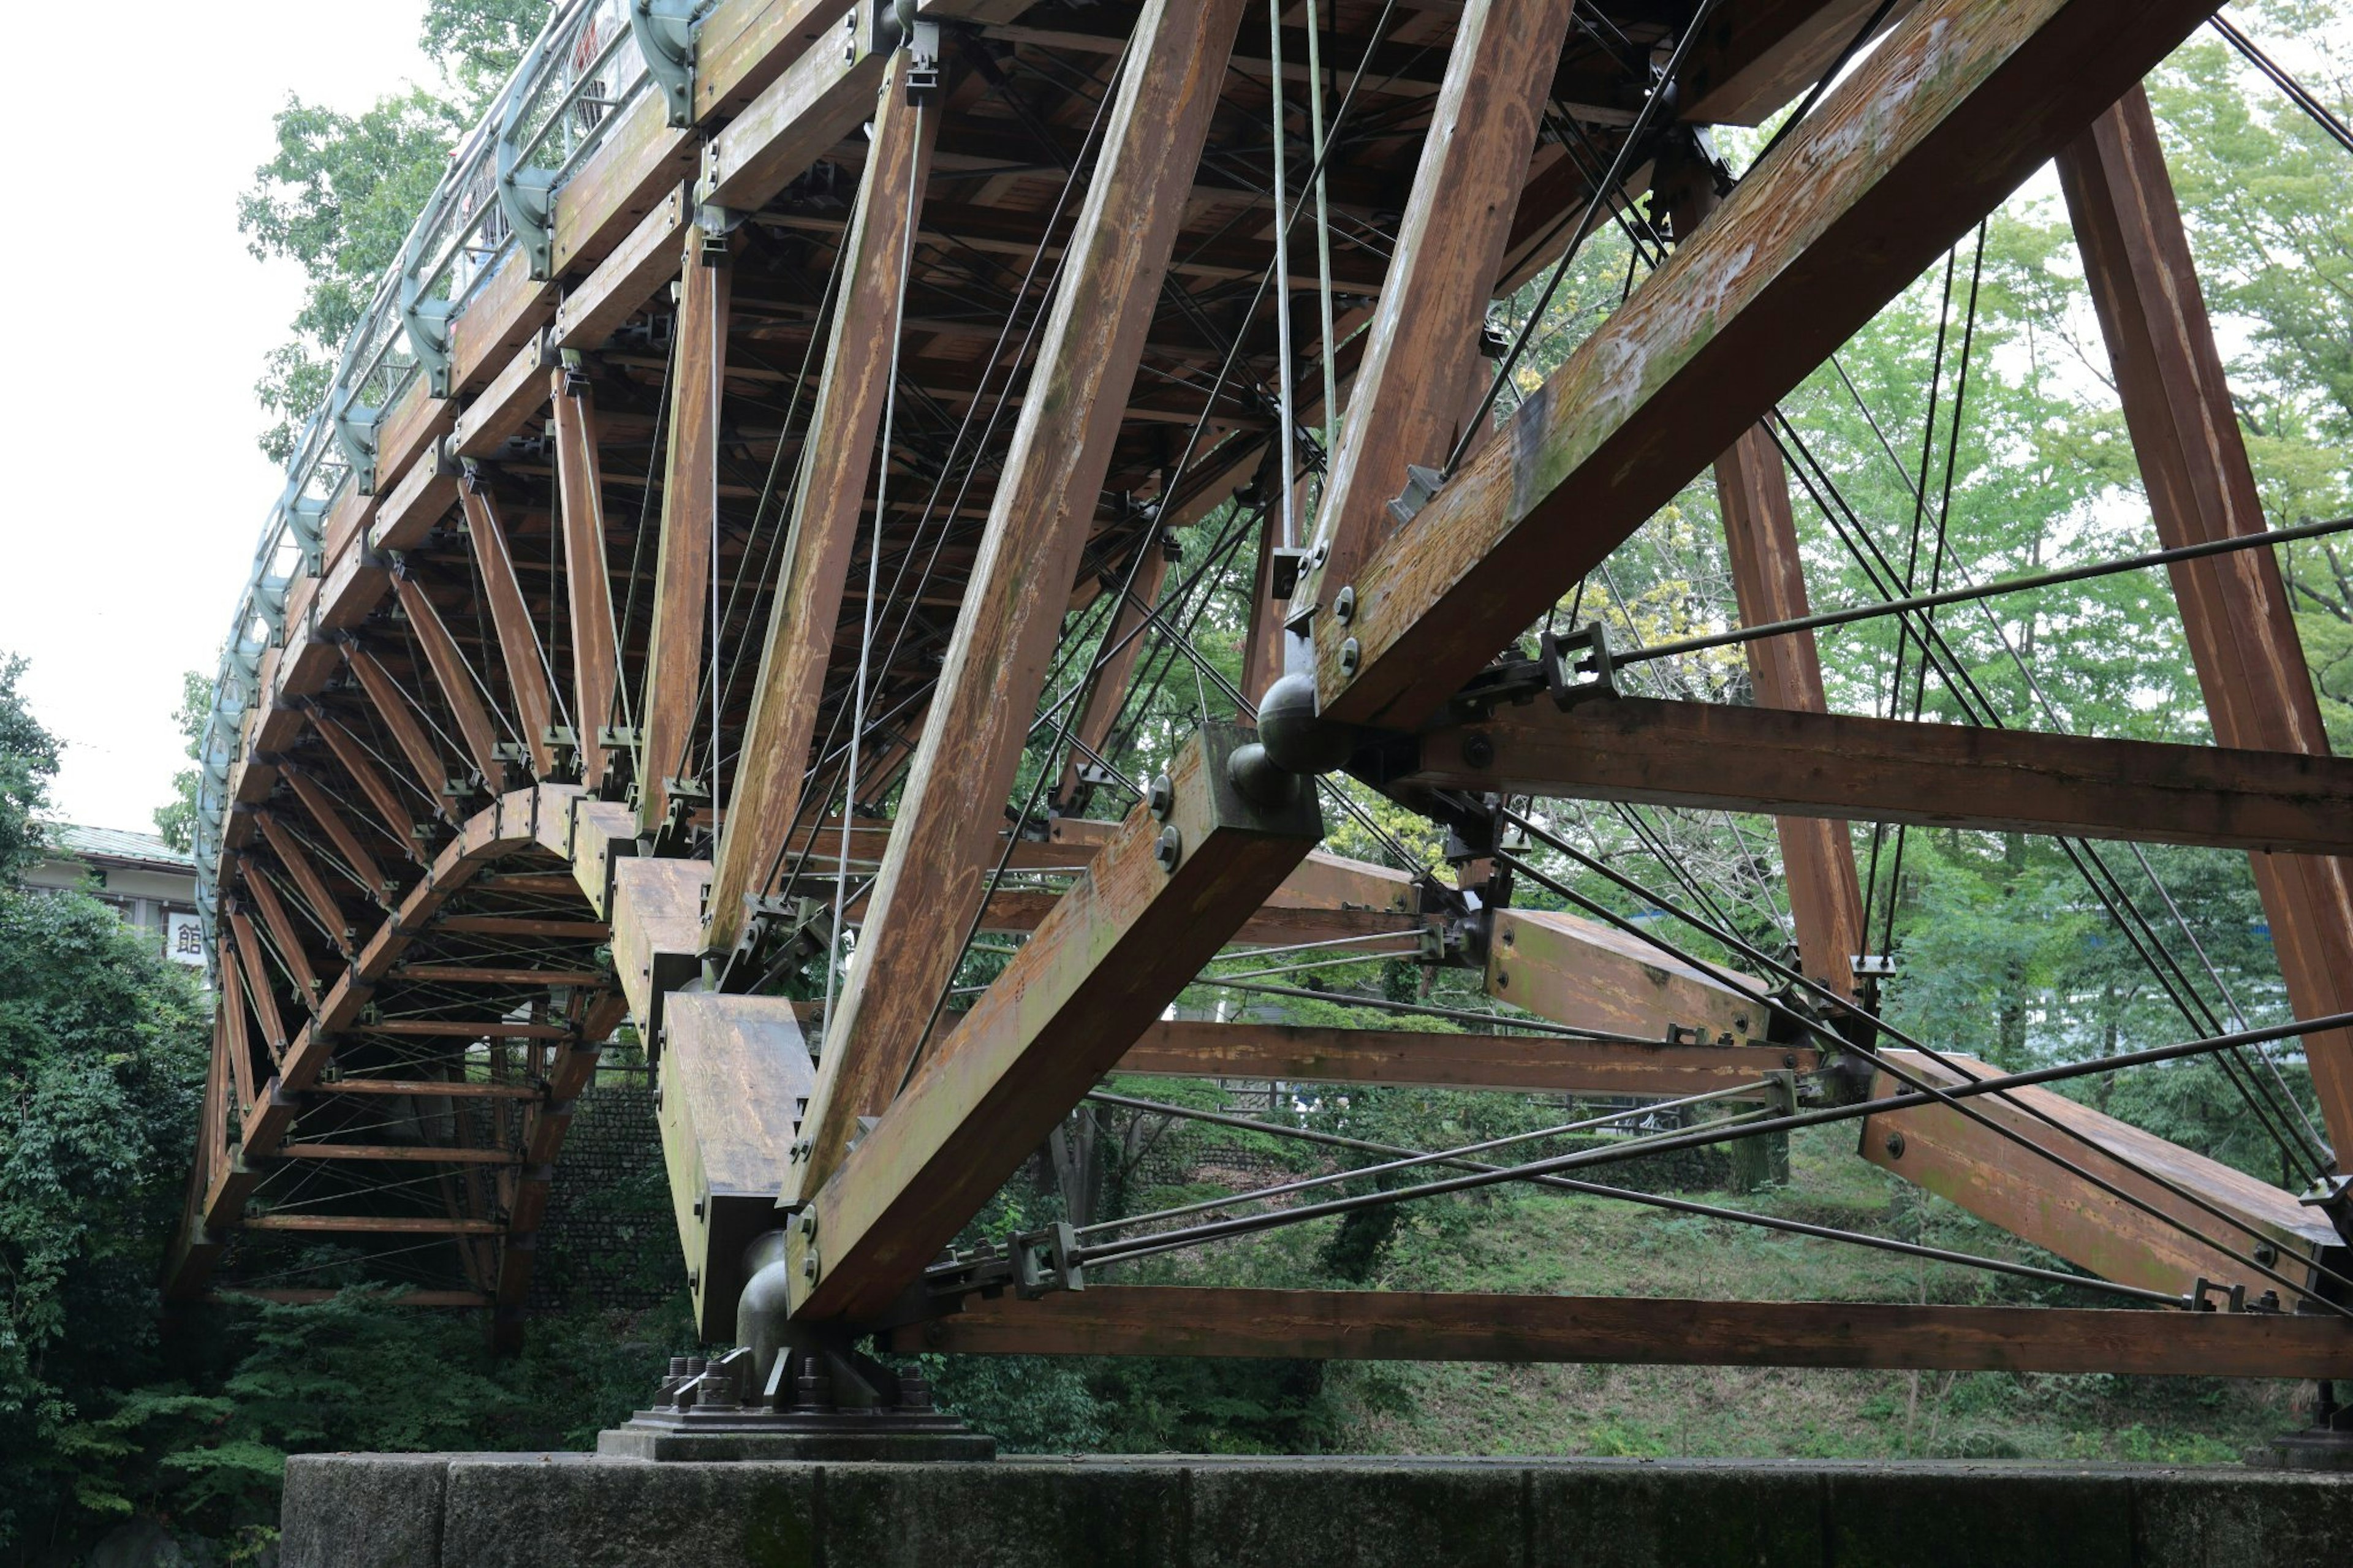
[0,2,434,835]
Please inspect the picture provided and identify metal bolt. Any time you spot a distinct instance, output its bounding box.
[1333,585,1355,624]
[1494,969,1509,990]
[1459,732,1495,769]
[798,1210,817,1238]
[802,1252,819,1281]
[1155,825,1183,872]
[1147,773,1174,821]
[1882,1131,1906,1159]
[1338,637,1362,675]
[2256,1242,2280,1267]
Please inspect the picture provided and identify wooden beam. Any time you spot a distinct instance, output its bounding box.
[792,725,1324,1320]
[225,909,290,1064]
[695,22,887,214]
[436,915,608,939]
[891,1286,2353,1378]
[551,366,620,789]
[275,1143,518,1164]
[347,1020,575,1041]
[1304,0,1576,604]
[392,964,610,988]
[1313,0,2230,733]
[256,812,352,961]
[391,571,508,793]
[216,930,259,1113]
[1710,417,1866,996]
[1398,697,2353,857]
[1679,0,1920,127]
[1487,906,1766,1046]
[787,0,1252,1202]
[1052,541,1171,810]
[303,714,423,865]
[237,858,322,1015]
[341,644,453,816]
[240,1214,503,1236]
[281,764,390,903]
[1861,1051,2343,1299]
[458,477,557,779]
[637,223,732,833]
[551,183,689,353]
[2060,84,2353,1162]
[309,1078,543,1099]
[707,53,940,954]
[1116,1021,1816,1098]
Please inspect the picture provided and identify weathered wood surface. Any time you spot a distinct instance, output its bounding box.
[789,0,1252,1201]
[658,992,815,1336]
[707,53,940,953]
[1403,697,2353,856]
[458,479,556,779]
[894,1286,2353,1377]
[551,369,620,789]
[1860,1051,2340,1299]
[1487,907,1765,1045]
[638,226,732,832]
[1116,1021,1816,1098]
[1314,0,2232,732]
[2061,84,2353,1157]
[792,727,1324,1320]
[1306,0,1575,597]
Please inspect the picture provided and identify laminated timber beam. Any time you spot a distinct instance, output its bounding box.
[551,368,621,790]
[707,50,940,955]
[788,725,1324,1321]
[1310,0,2233,736]
[2060,85,2353,1161]
[304,713,428,863]
[1300,0,1578,616]
[1390,697,2353,857]
[279,763,391,904]
[341,644,456,819]
[1677,0,1919,127]
[1860,1051,2344,1300]
[390,569,508,793]
[1484,907,1767,1047]
[892,1287,2353,1379]
[637,222,732,833]
[1114,1021,1817,1099]
[254,812,354,962]
[785,0,1254,1203]
[457,477,557,780]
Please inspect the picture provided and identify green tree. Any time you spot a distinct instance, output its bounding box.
[154,669,211,854]
[0,653,56,882]
[240,1,551,460]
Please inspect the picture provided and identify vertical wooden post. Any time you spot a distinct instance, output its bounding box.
[461,477,558,780]
[2062,85,2353,1162]
[551,367,620,791]
[706,58,938,953]
[639,225,733,835]
[1300,0,1577,610]
[786,0,1252,1201]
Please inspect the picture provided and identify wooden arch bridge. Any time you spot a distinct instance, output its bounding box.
[167,0,2353,1392]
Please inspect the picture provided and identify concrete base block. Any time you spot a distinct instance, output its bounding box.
[282,1453,2353,1568]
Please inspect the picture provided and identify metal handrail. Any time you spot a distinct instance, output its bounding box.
[195,0,687,949]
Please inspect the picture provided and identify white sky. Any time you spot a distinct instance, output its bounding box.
[0,1,434,835]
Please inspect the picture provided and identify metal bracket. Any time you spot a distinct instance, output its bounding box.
[1540,623,1616,707]
[1385,462,1448,529]
[328,390,380,496]
[495,29,562,281]
[631,0,702,128]
[398,266,456,399]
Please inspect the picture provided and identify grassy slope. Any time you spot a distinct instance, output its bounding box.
[1116,1124,2306,1462]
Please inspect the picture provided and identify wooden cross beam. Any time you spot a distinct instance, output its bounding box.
[1115,1021,1817,1099]
[893,1286,2353,1379]
[1392,696,2353,856]
[458,478,558,780]
[550,368,620,790]
[1309,0,2231,735]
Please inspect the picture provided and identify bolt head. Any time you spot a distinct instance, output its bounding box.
[1154,825,1183,872]
[1459,731,1496,769]
[1333,585,1356,624]
[1147,773,1173,821]
[1338,637,1362,676]
[1883,1131,1906,1159]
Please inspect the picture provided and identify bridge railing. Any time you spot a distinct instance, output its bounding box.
[194,0,686,950]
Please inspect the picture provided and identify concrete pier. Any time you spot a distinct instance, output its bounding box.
[282,1452,2352,1567]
